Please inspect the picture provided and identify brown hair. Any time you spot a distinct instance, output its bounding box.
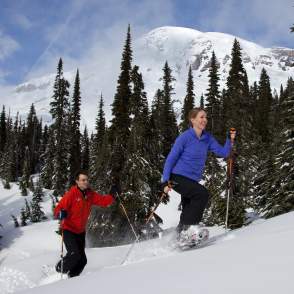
[75,169,89,181]
[188,107,206,126]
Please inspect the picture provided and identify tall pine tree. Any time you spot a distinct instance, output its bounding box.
[161,61,178,157]
[0,106,6,153]
[205,51,221,138]
[109,24,132,179]
[264,78,294,217]
[180,65,195,132]
[69,69,82,185]
[81,126,90,171]
[49,58,70,196]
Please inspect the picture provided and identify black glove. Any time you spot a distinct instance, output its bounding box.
[109,184,121,198]
[58,209,67,220]
[227,128,236,140]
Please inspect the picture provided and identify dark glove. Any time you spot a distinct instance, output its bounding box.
[160,181,177,194]
[109,184,121,198]
[227,128,236,140]
[58,209,67,220]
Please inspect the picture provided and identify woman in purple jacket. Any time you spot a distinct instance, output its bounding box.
[161,107,236,243]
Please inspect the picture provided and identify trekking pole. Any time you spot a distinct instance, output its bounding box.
[225,128,236,232]
[116,192,139,241]
[115,192,141,265]
[145,192,166,225]
[145,181,175,225]
[60,224,64,280]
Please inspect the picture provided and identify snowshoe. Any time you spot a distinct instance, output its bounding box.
[177,225,209,250]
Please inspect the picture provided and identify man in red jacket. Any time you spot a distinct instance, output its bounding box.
[54,170,119,277]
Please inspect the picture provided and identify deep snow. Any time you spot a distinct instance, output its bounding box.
[0,181,293,294]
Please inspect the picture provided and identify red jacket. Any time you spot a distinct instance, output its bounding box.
[54,185,114,234]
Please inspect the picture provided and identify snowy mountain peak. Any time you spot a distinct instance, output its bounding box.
[137,26,294,92]
[1,26,294,129]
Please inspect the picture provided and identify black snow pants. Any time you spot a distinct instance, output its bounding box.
[170,174,209,226]
[56,230,87,277]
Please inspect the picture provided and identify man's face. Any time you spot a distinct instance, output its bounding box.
[76,174,89,190]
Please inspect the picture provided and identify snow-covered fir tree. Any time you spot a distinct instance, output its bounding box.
[203,51,227,226]
[180,65,195,132]
[68,69,82,185]
[30,180,45,222]
[49,58,70,196]
[40,127,55,189]
[11,215,19,228]
[81,126,90,171]
[263,78,294,217]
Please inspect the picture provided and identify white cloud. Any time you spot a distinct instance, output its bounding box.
[0,0,174,127]
[197,0,294,48]
[12,13,33,30]
[0,30,20,60]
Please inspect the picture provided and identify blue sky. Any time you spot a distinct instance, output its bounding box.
[0,0,293,85]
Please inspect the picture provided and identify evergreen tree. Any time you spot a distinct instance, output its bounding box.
[264,78,294,217]
[30,180,45,222]
[205,51,221,138]
[21,147,31,191]
[121,65,154,226]
[24,198,31,219]
[26,104,39,174]
[200,94,204,108]
[148,90,168,197]
[256,68,273,145]
[0,105,6,153]
[11,114,21,181]
[95,94,106,148]
[68,69,82,185]
[49,58,70,196]
[150,89,164,150]
[180,65,195,131]
[19,178,28,196]
[81,126,90,171]
[250,82,259,123]
[17,121,27,178]
[11,215,19,228]
[221,39,251,228]
[203,52,228,225]
[109,24,132,178]
[90,129,111,192]
[89,94,109,190]
[40,127,55,189]
[20,207,27,226]
[0,115,14,187]
[161,61,178,157]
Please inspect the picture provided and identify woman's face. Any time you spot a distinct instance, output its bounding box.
[191,110,207,130]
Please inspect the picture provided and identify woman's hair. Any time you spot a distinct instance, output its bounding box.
[188,107,206,125]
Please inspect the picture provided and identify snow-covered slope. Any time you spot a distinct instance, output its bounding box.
[24,212,294,294]
[1,26,293,129]
[0,182,293,294]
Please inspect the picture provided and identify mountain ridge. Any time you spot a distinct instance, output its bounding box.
[1,26,293,128]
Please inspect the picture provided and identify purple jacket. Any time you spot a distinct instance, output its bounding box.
[162,127,231,182]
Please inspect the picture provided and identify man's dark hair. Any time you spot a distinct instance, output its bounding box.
[75,170,89,181]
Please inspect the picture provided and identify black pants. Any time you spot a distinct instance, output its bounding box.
[56,230,87,277]
[171,174,209,226]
